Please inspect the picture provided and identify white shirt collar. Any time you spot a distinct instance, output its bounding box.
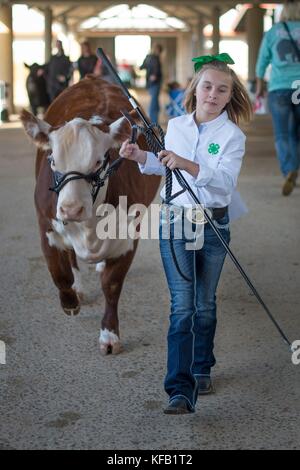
[187,110,229,132]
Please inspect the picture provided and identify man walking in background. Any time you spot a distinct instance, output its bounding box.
[140,43,163,123]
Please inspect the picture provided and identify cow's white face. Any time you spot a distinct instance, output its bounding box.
[21,111,128,222]
[49,118,113,221]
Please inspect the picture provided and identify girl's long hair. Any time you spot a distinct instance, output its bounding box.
[183,61,253,125]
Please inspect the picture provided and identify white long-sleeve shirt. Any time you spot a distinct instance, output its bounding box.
[138,110,246,210]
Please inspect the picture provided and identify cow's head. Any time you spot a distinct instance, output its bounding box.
[21,110,131,222]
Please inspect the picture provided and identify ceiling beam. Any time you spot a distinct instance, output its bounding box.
[8,1,284,6]
[70,4,111,29]
[188,5,214,19]
[151,3,194,29]
[53,5,80,20]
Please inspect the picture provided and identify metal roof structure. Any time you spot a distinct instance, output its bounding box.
[6,0,281,33]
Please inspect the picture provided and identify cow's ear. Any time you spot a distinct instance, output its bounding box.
[108,117,132,147]
[20,109,51,150]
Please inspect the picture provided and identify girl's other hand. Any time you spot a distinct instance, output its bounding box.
[158,150,199,177]
[158,150,188,171]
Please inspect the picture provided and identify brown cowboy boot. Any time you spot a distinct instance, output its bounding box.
[282,171,298,196]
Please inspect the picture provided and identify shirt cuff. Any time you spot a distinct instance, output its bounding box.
[193,164,214,187]
[138,152,165,175]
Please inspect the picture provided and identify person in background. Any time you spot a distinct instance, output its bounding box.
[256,0,300,196]
[140,43,163,123]
[117,59,136,87]
[77,41,98,79]
[46,40,73,102]
[93,52,115,84]
[165,81,186,118]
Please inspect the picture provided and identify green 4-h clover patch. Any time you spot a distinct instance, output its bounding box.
[208,143,220,155]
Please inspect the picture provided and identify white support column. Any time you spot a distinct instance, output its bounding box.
[0,3,13,114]
[176,32,194,85]
[44,7,53,63]
[246,5,265,83]
[212,5,220,55]
[192,17,205,58]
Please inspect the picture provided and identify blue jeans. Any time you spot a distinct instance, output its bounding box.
[148,82,161,123]
[159,208,230,410]
[268,89,300,177]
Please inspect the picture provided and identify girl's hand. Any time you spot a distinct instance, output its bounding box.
[119,139,147,165]
[158,150,188,171]
[158,150,199,177]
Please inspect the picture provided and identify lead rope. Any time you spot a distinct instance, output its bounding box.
[135,122,192,282]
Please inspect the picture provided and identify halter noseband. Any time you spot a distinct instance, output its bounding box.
[48,150,111,204]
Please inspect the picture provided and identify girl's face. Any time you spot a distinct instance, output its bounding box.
[195,69,232,120]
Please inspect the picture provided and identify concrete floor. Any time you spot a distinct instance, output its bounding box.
[0,105,300,450]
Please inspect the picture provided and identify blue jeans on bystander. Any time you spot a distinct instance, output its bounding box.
[148,82,161,123]
[268,89,300,176]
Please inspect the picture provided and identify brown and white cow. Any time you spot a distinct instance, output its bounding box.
[21,76,160,355]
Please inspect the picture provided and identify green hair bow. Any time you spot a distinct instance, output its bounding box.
[192,53,235,72]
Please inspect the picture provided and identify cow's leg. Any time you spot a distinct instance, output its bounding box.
[99,241,138,355]
[41,231,80,316]
[68,250,84,301]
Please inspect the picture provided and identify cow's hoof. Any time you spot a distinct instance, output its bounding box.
[99,328,122,355]
[100,342,123,355]
[63,305,81,316]
[60,289,80,316]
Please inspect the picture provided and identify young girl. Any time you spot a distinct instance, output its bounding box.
[119,54,252,414]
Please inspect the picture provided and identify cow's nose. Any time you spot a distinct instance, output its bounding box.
[60,204,84,221]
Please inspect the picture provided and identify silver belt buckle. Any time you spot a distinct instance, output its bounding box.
[186,206,211,225]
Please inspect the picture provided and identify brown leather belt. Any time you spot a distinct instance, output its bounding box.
[189,206,228,224]
[210,206,228,220]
